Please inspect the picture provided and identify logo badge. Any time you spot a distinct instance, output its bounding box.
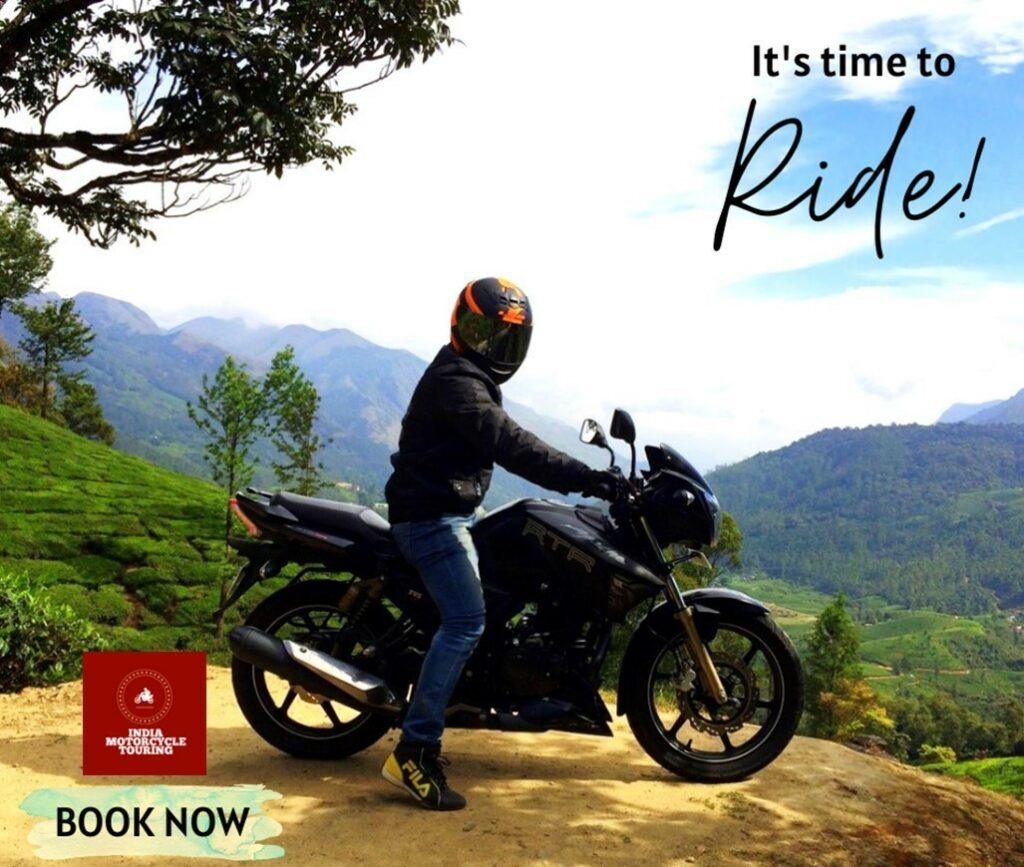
[116,669,173,725]
[83,652,206,776]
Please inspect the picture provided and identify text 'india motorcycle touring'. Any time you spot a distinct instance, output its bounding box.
[222,409,804,783]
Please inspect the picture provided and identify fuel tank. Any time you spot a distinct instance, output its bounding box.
[471,498,662,622]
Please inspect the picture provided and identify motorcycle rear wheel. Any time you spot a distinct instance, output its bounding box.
[231,579,398,760]
[622,611,803,782]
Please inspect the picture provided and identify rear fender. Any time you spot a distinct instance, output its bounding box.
[615,587,769,716]
[213,539,292,620]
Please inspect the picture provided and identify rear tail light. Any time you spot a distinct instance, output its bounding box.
[230,498,260,537]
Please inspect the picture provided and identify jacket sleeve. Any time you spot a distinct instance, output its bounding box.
[494,413,601,494]
[441,373,599,494]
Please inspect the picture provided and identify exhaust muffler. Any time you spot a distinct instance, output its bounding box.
[228,625,402,714]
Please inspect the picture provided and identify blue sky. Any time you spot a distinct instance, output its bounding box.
[36,2,1024,470]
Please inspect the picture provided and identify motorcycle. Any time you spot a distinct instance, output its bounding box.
[223,408,803,782]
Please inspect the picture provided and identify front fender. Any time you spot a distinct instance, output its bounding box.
[615,587,769,716]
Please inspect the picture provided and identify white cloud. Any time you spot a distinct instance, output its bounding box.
[32,0,1024,470]
[956,206,1024,237]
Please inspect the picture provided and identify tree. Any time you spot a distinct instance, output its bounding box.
[0,201,53,319]
[264,346,327,496]
[0,336,39,408]
[58,373,114,444]
[187,355,265,634]
[14,297,94,419]
[804,594,893,740]
[188,355,265,538]
[0,1,459,247]
[919,744,957,765]
[806,594,861,696]
[814,676,894,742]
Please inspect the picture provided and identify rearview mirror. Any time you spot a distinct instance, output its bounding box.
[610,408,636,444]
[579,418,609,448]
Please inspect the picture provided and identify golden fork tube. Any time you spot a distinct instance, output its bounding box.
[676,606,728,705]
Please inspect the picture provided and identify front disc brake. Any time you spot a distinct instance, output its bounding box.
[680,652,759,735]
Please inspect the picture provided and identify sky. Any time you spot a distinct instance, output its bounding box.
[29,0,1024,470]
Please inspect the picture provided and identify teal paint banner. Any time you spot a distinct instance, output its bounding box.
[19,785,284,861]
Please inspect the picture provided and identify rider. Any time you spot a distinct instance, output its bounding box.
[381,277,621,810]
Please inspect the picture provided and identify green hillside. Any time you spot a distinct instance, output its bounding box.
[925,757,1024,799]
[709,424,1024,613]
[0,404,255,651]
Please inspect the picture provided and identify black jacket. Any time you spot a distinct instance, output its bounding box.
[385,345,601,524]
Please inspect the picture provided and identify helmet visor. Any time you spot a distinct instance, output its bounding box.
[456,309,532,366]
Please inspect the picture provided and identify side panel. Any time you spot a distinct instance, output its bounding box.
[473,498,661,621]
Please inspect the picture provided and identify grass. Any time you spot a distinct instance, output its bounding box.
[0,405,281,654]
[924,757,1024,799]
[726,577,833,617]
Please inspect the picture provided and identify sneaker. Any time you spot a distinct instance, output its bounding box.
[381,741,467,811]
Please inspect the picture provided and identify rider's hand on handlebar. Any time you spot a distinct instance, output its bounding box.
[585,468,630,502]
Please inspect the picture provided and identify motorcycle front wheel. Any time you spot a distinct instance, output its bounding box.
[621,611,803,782]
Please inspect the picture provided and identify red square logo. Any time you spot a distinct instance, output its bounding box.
[82,652,206,776]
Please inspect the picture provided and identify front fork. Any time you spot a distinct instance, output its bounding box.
[638,517,728,705]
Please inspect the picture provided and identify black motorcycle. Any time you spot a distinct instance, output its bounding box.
[223,409,803,782]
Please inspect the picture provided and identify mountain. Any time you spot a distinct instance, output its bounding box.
[0,404,230,651]
[937,400,1003,424]
[938,389,1024,425]
[708,424,1024,613]
[72,291,162,336]
[962,389,1024,425]
[0,292,594,504]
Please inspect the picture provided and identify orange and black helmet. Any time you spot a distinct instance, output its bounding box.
[450,277,533,383]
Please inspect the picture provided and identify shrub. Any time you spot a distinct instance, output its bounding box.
[920,744,958,765]
[176,592,219,626]
[41,583,92,617]
[93,584,131,624]
[67,555,122,586]
[0,557,77,585]
[121,567,165,590]
[0,572,104,692]
[135,582,185,618]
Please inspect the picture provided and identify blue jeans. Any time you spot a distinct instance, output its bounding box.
[391,515,485,747]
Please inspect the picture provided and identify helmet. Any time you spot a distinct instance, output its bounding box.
[450,277,533,383]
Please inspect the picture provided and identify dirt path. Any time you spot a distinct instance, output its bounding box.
[1,668,1022,866]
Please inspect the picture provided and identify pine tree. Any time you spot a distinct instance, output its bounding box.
[187,356,266,635]
[58,374,115,445]
[14,298,94,420]
[263,347,328,496]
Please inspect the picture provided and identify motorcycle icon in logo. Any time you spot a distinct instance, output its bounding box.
[115,669,173,725]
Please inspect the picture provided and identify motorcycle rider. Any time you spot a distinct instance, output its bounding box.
[381,277,621,810]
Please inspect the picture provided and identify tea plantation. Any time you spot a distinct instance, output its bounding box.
[0,405,266,652]
[925,756,1024,799]
[727,575,1024,708]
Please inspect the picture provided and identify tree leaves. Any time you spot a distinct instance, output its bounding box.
[0,201,53,319]
[0,0,461,246]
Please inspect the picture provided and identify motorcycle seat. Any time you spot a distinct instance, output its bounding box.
[270,492,391,545]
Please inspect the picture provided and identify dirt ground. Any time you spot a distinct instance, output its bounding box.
[1,667,1022,866]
